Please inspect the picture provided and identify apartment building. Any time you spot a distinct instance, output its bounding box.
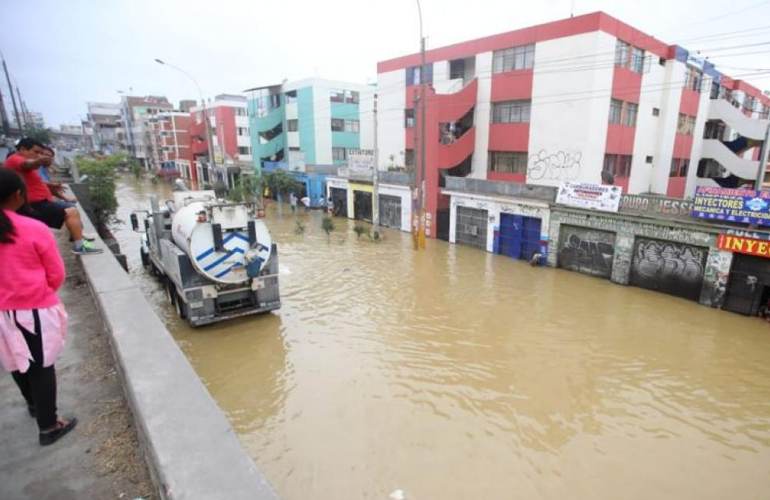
[147,111,193,179]
[376,11,770,238]
[86,102,123,154]
[120,96,173,167]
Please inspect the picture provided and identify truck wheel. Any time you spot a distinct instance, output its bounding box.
[140,248,149,268]
[174,293,187,320]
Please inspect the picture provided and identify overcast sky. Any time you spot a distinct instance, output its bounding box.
[2,0,770,127]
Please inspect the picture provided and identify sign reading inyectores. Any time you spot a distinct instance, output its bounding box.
[556,182,621,212]
[692,186,770,226]
[717,234,770,258]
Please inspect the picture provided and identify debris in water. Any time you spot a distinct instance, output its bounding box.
[279,264,292,275]
[390,489,405,500]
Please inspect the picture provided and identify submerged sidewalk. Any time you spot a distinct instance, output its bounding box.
[0,233,154,500]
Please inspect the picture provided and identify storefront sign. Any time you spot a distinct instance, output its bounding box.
[348,149,374,178]
[556,182,621,212]
[692,186,770,226]
[717,234,770,258]
[724,228,770,242]
[619,194,693,219]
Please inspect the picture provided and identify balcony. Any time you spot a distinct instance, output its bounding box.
[439,127,475,170]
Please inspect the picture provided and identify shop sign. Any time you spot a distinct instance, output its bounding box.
[556,182,621,212]
[692,186,770,226]
[717,234,770,258]
[348,149,374,178]
[619,194,693,219]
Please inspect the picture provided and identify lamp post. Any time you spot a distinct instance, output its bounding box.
[155,58,215,189]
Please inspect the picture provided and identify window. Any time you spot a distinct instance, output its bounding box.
[488,151,527,174]
[677,114,695,135]
[603,154,633,178]
[407,64,433,85]
[238,146,250,155]
[646,156,653,164]
[744,95,757,113]
[670,158,689,177]
[670,158,680,177]
[332,147,347,161]
[405,109,415,128]
[331,118,345,131]
[346,91,359,104]
[493,44,535,73]
[237,127,248,136]
[492,100,531,123]
[624,103,638,127]
[330,89,345,103]
[286,90,297,104]
[449,59,465,80]
[609,99,623,124]
[652,107,660,117]
[631,47,645,73]
[761,105,770,120]
[710,82,720,100]
[405,149,415,167]
[615,40,645,73]
[659,57,666,66]
[684,68,703,92]
[235,108,247,116]
[287,119,298,132]
[289,147,301,152]
[615,40,631,67]
[345,120,360,133]
[704,120,726,140]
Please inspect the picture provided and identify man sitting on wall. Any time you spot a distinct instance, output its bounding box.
[3,138,101,255]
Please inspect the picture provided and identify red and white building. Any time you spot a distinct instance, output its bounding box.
[148,111,193,180]
[188,94,251,189]
[376,11,770,237]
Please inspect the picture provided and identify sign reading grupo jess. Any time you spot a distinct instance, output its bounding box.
[692,186,770,226]
[556,182,622,212]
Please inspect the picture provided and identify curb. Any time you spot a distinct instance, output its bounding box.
[75,206,280,500]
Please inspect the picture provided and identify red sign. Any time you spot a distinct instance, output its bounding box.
[717,234,770,258]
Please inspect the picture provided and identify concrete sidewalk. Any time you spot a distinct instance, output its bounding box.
[0,235,154,500]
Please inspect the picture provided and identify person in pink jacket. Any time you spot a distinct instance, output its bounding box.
[0,168,76,446]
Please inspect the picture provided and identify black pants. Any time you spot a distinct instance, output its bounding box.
[8,310,58,430]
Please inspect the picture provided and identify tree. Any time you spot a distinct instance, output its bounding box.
[25,127,52,144]
[263,170,302,200]
[75,156,118,233]
[229,174,260,203]
[321,216,336,244]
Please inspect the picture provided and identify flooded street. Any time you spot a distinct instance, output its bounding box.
[113,176,770,500]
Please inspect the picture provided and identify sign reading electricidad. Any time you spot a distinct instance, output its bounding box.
[692,186,770,226]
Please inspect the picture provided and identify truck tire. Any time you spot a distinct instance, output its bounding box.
[140,248,149,268]
[174,293,187,320]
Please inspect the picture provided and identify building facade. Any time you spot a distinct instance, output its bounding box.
[188,94,251,189]
[147,111,193,179]
[86,102,123,154]
[120,96,173,167]
[246,78,375,172]
[376,11,770,239]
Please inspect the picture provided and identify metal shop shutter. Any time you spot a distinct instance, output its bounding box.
[629,237,708,301]
[456,206,488,249]
[379,194,402,230]
[557,225,616,279]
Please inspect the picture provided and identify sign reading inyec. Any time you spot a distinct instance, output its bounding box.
[556,182,621,212]
[692,186,770,226]
[348,148,374,178]
[717,234,770,258]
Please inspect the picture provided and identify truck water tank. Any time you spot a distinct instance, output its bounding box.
[171,201,273,285]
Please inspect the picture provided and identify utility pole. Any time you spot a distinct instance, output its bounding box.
[755,120,770,190]
[412,84,420,250]
[0,86,10,136]
[3,59,21,134]
[419,34,427,249]
[16,87,29,131]
[373,93,380,234]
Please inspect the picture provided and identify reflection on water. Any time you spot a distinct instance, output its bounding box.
[114,176,770,500]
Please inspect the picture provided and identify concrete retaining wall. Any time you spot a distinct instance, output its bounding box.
[76,208,280,500]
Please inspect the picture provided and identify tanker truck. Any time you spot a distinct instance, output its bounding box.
[131,190,280,327]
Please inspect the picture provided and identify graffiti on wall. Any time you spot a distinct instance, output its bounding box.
[554,211,715,247]
[528,150,581,181]
[630,238,708,301]
[558,226,616,278]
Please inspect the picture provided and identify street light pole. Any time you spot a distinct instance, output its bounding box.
[155,58,215,189]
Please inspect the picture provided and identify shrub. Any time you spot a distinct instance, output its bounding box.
[321,216,336,243]
[76,157,118,232]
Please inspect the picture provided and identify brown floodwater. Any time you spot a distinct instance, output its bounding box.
[114,176,770,500]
